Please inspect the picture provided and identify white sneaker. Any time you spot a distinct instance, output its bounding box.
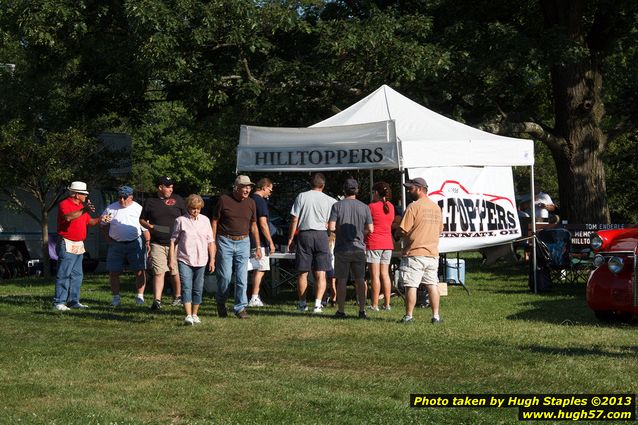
[381,305,391,311]
[248,297,264,307]
[53,303,69,311]
[184,315,194,325]
[135,296,145,305]
[297,303,308,312]
[312,305,323,314]
[69,302,89,309]
[367,305,380,312]
[191,314,201,324]
[111,295,121,307]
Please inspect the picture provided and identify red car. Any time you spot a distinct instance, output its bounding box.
[586,228,638,322]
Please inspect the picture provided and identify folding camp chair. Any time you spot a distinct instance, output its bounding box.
[537,228,590,284]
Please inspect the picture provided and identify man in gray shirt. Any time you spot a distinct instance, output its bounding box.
[328,178,373,319]
[287,173,336,313]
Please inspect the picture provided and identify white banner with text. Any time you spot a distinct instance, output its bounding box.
[409,167,522,253]
[237,121,399,172]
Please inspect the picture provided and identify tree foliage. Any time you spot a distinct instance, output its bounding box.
[2,0,637,233]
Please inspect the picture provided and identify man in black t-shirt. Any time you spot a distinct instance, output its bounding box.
[247,178,276,308]
[140,176,187,309]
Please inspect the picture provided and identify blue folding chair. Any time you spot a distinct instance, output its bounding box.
[537,228,590,284]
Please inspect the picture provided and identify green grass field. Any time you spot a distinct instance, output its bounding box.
[0,257,636,424]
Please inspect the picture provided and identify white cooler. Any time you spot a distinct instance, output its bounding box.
[444,258,465,285]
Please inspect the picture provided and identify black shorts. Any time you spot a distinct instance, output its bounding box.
[295,230,332,272]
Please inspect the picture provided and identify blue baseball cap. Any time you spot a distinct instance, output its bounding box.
[117,185,134,197]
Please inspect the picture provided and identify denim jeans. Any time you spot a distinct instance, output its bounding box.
[53,238,84,305]
[215,236,250,314]
[178,261,205,305]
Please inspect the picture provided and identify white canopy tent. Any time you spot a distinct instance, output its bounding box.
[237,85,542,291]
[238,85,534,170]
[310,85,534,168]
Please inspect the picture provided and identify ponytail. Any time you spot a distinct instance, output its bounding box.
[373,181,393,214]
[383,198,390,214]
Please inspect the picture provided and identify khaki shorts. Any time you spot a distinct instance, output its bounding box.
[247,247,271,272]
[150,243,178,275]
[334,250,366,280]
[399,256,439,288]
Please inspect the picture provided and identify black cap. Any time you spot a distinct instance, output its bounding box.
[343,178,359,191]
[156,176,174,187]
[403,177,427,189]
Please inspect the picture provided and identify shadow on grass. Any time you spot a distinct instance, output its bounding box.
[33,307,154,323]
[506,295,637,327]
[247,308,387,321]
[0,294,154,323]
[0,276,53,286]
[518,343,638,359]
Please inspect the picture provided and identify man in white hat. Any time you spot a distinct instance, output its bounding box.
[211,175,261,319]
[52,181,106,310]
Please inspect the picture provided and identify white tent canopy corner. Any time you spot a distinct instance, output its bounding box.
[311,84,534,168]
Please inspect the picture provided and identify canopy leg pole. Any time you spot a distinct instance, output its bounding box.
[369,169,374,201]
[401,171,407,213]
[531,167,537,294]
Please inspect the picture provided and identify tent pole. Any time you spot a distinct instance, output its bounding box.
[531,167,537,294]
[369,169,374,201]
[400,171,407,213]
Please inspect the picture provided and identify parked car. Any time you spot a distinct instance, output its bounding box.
[586,228,638,322]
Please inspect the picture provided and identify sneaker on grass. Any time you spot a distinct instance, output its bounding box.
[248,297,264,307]
[312,305,324,314]
[333,311,347,319]
[297,302,308,312]
[53,303,70,311]
[192,314,201,324]
[135,296,145,306]
[69,302,89,309]
[184,315,194,325]
[171,296,183,307]
[398,315,414,324]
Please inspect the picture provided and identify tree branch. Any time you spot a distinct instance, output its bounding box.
[481,119,565,152]
[1,188,41,224]
[607,116,637,144]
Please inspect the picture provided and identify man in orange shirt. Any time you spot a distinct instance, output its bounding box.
[395,178,444,324]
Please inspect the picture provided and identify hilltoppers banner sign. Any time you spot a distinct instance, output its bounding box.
[410,167,522,253]
[237,120,399,172]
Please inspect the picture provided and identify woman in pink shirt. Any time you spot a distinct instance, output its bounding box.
[169,195,216,325]
[366,182,395,311]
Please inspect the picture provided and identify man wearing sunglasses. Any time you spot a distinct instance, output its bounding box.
[101,185,149,307]
[52,181,107,311]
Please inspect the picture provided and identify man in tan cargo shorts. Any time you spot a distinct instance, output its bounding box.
[140,176,187,310]
[395,177,444,324]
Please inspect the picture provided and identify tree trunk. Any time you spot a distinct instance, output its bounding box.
[41,211,51,278]
[542,0,611,223]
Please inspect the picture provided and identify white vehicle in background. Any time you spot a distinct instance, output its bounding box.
[0,133,130,278]
[0,188,115,276]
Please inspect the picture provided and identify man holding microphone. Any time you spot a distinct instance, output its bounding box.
[52,181,106,310]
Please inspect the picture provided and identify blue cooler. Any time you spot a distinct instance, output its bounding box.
[445,258,465,285]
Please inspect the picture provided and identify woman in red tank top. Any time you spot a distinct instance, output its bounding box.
[365,182,396,311]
